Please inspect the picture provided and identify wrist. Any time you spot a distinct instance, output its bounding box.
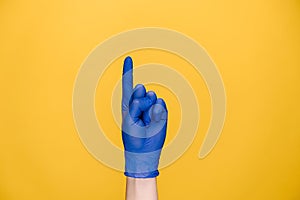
[126,177,158,200]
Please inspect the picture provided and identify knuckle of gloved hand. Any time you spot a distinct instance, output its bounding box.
[132,99,139,105]
[153,105,162,115]
[147,90,155,96]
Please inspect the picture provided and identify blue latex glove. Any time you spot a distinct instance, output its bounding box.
[122,56,168,178]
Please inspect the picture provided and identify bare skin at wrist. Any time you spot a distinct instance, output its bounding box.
[126,177,158,200]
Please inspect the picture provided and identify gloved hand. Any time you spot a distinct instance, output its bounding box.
[122,56,168,178]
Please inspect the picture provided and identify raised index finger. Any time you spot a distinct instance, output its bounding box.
[122,56,133,112]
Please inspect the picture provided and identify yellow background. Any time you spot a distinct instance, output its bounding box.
[1,0,300,199]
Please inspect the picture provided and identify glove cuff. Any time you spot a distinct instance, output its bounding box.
[124,149,161,178]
